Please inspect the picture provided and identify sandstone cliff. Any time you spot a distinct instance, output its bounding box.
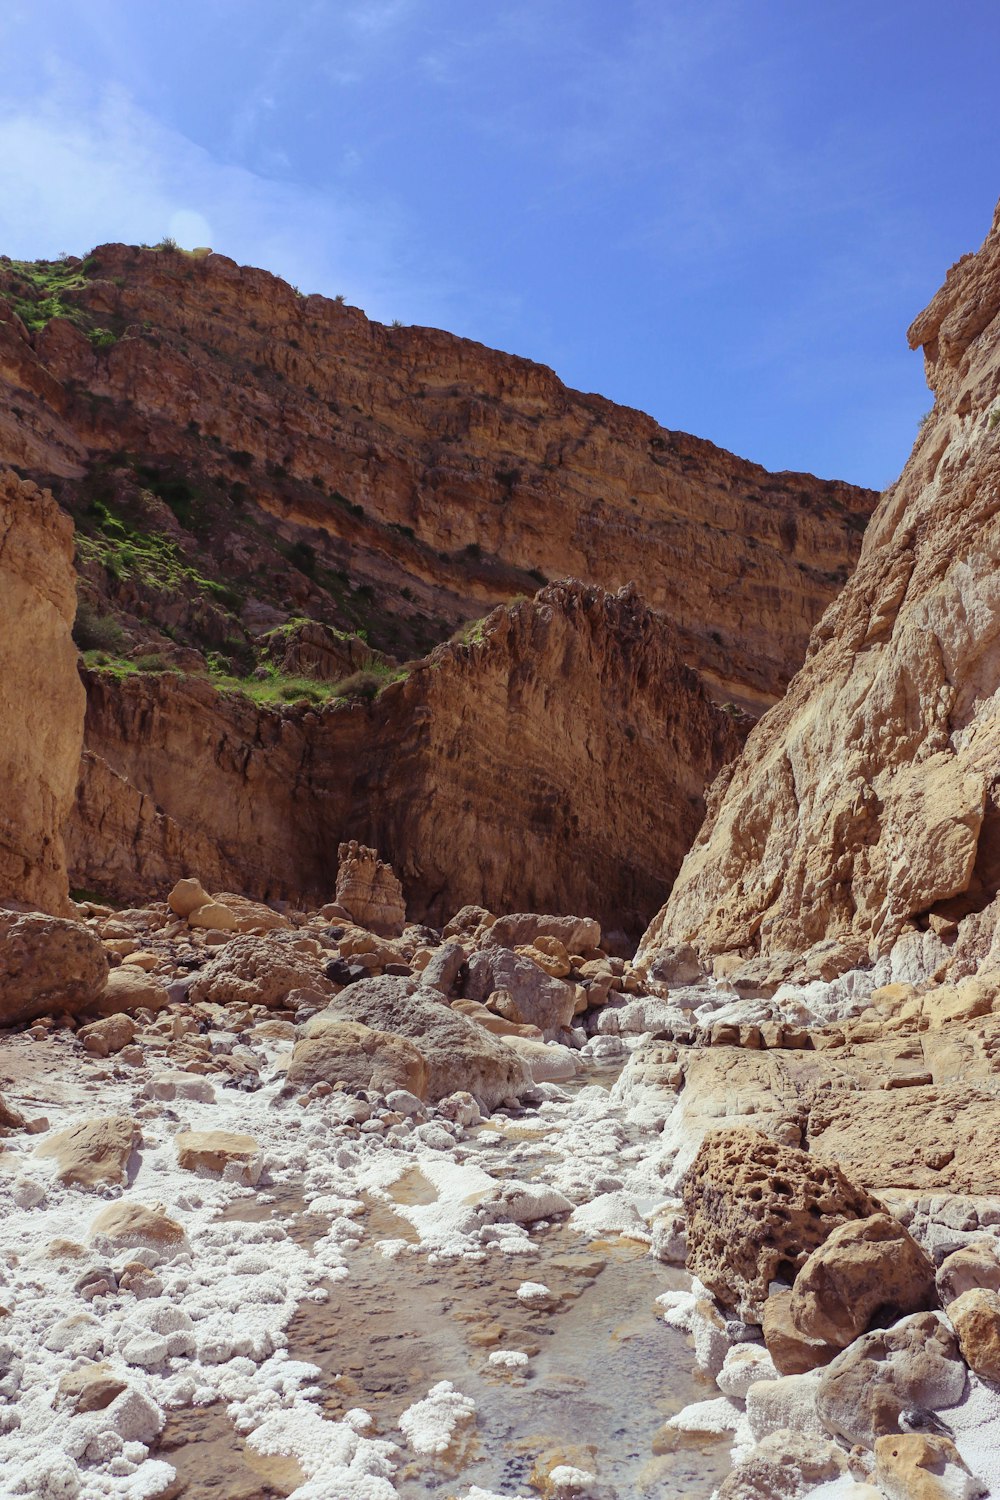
[67,582,746,936]
[0,468,85,914]
[641,200,1000,981]
[0,244,875,713]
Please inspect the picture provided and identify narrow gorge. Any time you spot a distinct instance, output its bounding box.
[4,196,1000,1500]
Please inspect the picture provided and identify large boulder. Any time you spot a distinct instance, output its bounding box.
[317,976,528,1109]
[188,936,332,1008]
[36,1115,140,1188]
[717,1428,849,1499]
[789,1214,936,1350]
[288,1018,428,1098]
[86,966,170,1017]
[334,842,405,937]
[489,912,600,953]
[683,1128,882,1322]
[873,1433,983,1500]
[947,1287,1000,1384]
[0,911,108,1024]
[816,1312,966,1448]
[465,945,578,1037]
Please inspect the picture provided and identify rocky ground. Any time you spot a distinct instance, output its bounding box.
[4,845,1000,1499]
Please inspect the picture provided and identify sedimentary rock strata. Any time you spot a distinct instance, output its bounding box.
[0,469,85,915]
[68,582,746,934]
[641,198,1000,981]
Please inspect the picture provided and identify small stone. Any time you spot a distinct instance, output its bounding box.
[174,1129,261,1182]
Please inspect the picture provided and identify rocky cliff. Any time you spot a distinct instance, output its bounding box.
[0,469,85,914]
[68,581,746,937]
[0,243,875,714]
[641,200,1000,982]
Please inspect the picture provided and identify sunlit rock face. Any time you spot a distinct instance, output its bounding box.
[642,200,1000,983]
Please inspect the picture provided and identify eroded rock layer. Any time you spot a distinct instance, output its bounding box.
[0,469,85,913]
[0,242,875,712]
[642,199,1000,980]
[67,582,746,936]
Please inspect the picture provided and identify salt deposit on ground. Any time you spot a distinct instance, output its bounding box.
[6,965,1000,1498]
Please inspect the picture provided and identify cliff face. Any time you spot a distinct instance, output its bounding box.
[68,582,747,937]
[0,243,875,713]
[641,201,1000,980]
[0,469,85,914]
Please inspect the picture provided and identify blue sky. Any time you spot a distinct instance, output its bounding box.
[0,1,995,489]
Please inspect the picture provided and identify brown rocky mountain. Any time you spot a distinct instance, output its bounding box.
[1,242,874,710]
[641,199,1000,982]
[69,581,745,938]
[0,243,875,928]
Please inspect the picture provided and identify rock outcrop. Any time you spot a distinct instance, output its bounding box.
[0,243,876,711]
[642,197,1000,981]
[0,469,85,914]
[67,582,747,935]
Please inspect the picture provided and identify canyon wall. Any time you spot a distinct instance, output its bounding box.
[0,469,85,914]
[68,582,746,936]
[641,200,1000,983]
[1,244,876,712]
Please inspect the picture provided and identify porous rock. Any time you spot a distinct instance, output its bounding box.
[188,935,332,1008]
[716,1427,848,1499]
[0,911,108,1024]
[789,1213,936,1349]
[289,1018,428,1098]
[335,841,405,937]
[683,1127,882,1322]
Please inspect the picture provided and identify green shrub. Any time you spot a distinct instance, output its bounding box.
[73,600,126,653]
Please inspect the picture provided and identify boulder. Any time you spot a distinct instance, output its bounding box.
[86,967,170,1017]
[317,976,529,1109]
[516,934,572,978]
[211,893,291,933]
[789,1213,936,1349]
[762,1290,837,1376]
[288,1018,428,1098]
[937,1240,1000,1304]
[36,1115,140,1188]
[188,935,332,1008]
[873,1432,983,1500]
[717,1428,849,1499]
[947,1287,1000,1383]
[77,1014,137,1057]
[683,1128,882,1322]
[489,912,601,953]
[187,900,237,932]
[418,942,466,996]
[168,877,213,917]
[334,841,405,937]
[816,1312,967,1448]
[442,904,494,940]
[465,945,578,1037]
[89,1200,186,1248]
[0,911,108,1024]
[175,1130,260,1181]
[744,1372,825,1441]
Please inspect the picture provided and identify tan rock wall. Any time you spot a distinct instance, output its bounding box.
[0,468,85,913]
[641,199,1000,977]
[67,582,746,935]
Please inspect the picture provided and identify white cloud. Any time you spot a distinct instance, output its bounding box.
[0,77,445,324]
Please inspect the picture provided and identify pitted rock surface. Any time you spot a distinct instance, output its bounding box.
[683,1127,882,1322]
